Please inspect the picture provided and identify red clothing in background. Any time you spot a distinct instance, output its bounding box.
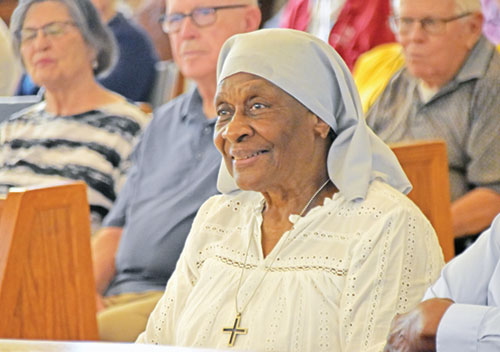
[280,0,396,69]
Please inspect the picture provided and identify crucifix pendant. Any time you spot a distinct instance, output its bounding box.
[222,312,248,347]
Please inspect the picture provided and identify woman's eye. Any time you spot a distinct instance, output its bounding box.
[250,103,266,111]
[216,108,232,120]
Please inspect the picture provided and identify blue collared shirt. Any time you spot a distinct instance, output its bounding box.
[103,88,221,295]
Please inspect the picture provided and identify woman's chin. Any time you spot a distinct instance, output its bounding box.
[234,176,265,192]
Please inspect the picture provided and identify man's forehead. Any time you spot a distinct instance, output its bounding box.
[166,0,244,12]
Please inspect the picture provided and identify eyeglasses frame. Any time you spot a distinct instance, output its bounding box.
[390,12,472,35]
[17,21,77,44]
[159,4,248,34]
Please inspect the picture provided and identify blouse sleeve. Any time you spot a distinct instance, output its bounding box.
[339,205,444,351]
[135,197,217,344]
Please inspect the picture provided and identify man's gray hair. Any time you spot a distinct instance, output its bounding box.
[454,0,482,14]
[10,0,116,76]
[391,0,481,15]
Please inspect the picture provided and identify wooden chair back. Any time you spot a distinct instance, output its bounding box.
[0,0,17,24]
[0,182,98,340]
[390,140,455,261]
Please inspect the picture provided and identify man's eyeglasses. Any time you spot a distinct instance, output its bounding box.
[17,21,77,43]
[390,12,472,35]
[160,5,247,34]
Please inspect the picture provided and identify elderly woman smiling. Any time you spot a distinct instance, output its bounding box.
[0,0,148,231]
[137,29,444,351]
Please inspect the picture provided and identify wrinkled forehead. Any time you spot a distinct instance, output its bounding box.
[216,72,286,98]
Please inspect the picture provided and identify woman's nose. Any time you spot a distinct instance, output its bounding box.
[222,113,253,143]
[32,30,50,50]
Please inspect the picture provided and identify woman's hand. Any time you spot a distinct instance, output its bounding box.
[384,298,454,352]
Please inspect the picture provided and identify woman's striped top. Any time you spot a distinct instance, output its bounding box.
[0,100,149,232]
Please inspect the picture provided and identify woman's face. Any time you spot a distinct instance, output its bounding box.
[20,1,95,89]
[214,72,330,193]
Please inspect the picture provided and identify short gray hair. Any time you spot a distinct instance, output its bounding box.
[10,0,116,76]
[453,0,482,14]
[392,0,482,16]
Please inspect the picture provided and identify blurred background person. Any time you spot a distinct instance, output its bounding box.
[365,0,500,254]
[482,0,500,44]
[354,0,500,114]
[15,0,158,102]
[1,0,149,231]
[279,0,396,69]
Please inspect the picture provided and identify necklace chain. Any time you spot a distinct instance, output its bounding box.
[234,179,331,315]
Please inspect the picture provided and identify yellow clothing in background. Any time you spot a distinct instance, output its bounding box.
[353,42,405,114]
[353,43,500,114]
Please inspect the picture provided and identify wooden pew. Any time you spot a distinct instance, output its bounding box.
[0,195,5,218]
[0,339,222,351]
[390,140,455,262]
[0,182,98,340]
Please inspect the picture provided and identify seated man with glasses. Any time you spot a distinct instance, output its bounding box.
[92,0,261,342]
[366,0,500,253]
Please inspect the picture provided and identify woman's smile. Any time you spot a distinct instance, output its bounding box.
[230,148,270,168]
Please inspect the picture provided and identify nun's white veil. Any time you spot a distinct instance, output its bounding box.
[216,28,411,201]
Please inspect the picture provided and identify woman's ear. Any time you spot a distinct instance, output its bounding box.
[87,47,98,69]
[312,114,331,139]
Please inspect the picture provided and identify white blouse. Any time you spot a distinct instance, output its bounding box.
[137,180,444,352]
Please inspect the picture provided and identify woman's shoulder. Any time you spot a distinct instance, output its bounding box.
[356,180,426,218]
[98,99,150,126]
[8,101,46,120]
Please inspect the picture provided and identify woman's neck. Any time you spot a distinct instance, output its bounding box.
[263,178,336,220]
[44,76,121,116]
[260,177,337,257]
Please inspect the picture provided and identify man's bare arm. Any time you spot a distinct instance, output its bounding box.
[452,188,500,237]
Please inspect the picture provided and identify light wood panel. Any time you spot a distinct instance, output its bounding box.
[0,182,98,340]
[0,339,222,352]
[391,140,455,261]
[0,0,17,25]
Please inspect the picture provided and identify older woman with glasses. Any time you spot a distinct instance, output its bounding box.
[136,29,444,351]
[0,0,149,231]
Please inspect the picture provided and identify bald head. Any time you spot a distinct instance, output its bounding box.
[165,0,261,88]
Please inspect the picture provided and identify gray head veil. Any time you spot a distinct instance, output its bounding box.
[216,28,411,201]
